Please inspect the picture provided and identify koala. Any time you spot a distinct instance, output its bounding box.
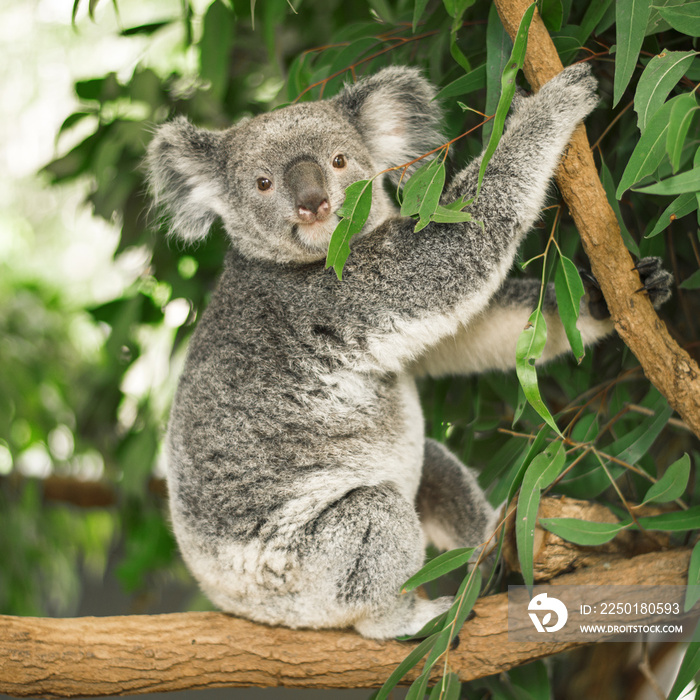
[147,63,671,639]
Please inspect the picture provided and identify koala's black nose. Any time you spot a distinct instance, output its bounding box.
[285,160,331,223]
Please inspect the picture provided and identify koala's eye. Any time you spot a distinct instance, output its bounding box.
[256,177,273,192]
[332,154,347,169]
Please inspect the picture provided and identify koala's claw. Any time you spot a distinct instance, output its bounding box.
[633,256,674,308]
[580,257,673,321]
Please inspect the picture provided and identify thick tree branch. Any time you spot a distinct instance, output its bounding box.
[0,534,690,696]
[493,0,700,439]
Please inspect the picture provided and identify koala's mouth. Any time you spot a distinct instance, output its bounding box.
[292,215,340,253]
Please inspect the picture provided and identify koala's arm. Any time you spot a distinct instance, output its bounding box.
[409,278,614,377]
[409,257,673,377]
[315,65,599,374]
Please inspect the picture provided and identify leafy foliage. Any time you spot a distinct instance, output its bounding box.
[4,0,700,696]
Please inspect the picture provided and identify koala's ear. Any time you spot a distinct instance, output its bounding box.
[333,66,443,173]
[146,117,227,243]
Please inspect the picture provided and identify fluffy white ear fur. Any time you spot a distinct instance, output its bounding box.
[333,66,443,175]
[146,117,227,243]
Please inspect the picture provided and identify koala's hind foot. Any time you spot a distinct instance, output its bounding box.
[304,482,453,640]
[416,439,500,558]
[580,256,673,320]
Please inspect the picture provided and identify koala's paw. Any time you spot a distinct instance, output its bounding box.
[539,62,599,123]
[579,257,674,321]
[634,256,674,308]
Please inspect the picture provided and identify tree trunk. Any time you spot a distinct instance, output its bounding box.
[493,0,700,439]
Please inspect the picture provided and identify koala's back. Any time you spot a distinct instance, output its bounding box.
[166,249,425,555]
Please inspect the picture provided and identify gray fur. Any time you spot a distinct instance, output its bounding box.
[148,64,606,639]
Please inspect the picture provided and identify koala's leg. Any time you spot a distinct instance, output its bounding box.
[416,439,499,554]
[411,277,615,377]
[304,482,452,639]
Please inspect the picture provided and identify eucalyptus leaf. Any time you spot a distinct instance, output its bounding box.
[635,49,695,131]
[637,505,700,531]
[326,179,373,279]
[374,633,439,700]
[478,3,535,185]
[401,547,475,593]
[647,192,699,237]
[540,0,563,32]
[538,518,629,545]
[617,94,683,197]
[428,672,461,700]
[600,159,640,256]
[554,254,585,363]
[641,453,690,504]
[667,93,699,172]
[436,65,486,100]
[633,166,700,195]
[667,626,700,700]
[401,158,443,217]
[656,0,700,36]
[515,308,560,435]
[685,540,700,613]
[614,0,653,107]
[681,269,700,290]
[516,441,566,588]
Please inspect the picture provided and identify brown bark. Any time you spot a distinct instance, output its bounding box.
[502,496,671,581]
[493,0,700,439]
[0,546,690,697]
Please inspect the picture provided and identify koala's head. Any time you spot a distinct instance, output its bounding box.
[147,67,442,264]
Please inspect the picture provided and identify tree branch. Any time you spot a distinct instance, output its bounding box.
[493,0,700,439]
[0,545,690,696]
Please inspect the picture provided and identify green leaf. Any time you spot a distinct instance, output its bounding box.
[656,0,700,36]
[430,205,473,224]
[199,0,236,100]
[436,65,486,100]
[637,505,700,531]
[579,0,614,44]
[681,269,700,290]
[509,660,551,700]
[647,192,699,237]
[540,0,563,32]
[685,540,700,613]
[641,453,690,504]
[633,165,700,195]
[635,50,696,131]
[429,672,461,700]
[478,3,535,184]
[416,160,447,232]
[667,624,700,700]
[609,396,673,465]
[406,671,432,700]
[326,179,373,280]
[667,93,700,172]
[617,95,682,197]
[401,159,443,216]
[401,547,475,593]
[554,254,585,362]
[413,0,430,32]
[516,441,566,588]
[600,158,640,256]
[614,0,653,107]
[374,633,439,700]
[516,308,561,435]
[423,568,482,670]
[484,2,513,145]
[538,518,629,545]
